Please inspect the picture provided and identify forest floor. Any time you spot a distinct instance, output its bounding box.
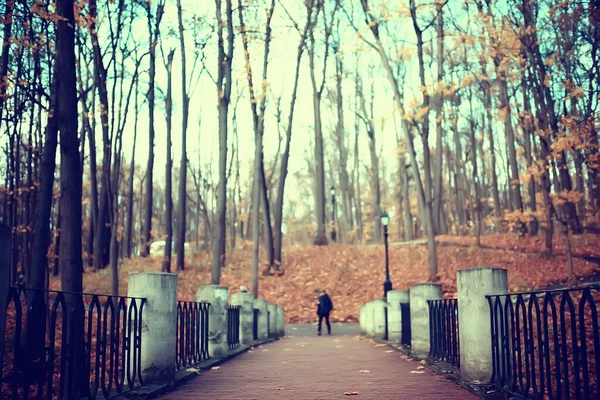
[49,233,600,323]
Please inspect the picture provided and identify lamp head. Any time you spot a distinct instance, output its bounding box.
[380,211,390,227]
[330,186,335,196]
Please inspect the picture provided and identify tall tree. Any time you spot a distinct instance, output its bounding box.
[175,0,189,270]
[358,0,439,280]
[273,3,313,266]
[56,0,84,395]
[141,0,166,257]
[163,48,175,273]
[306,0,338,245]
[211,0,234,284]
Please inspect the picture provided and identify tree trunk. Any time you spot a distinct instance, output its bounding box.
[520,77,539,235]
[56,0,84,395]
[142,0,165,257]
[334,51,351,243]
[0,0,14,132]
[176,0,189,270]
[211,0,234,284]
[432,2,445,234]
[89,0,112,270]
[274,9,312,262]
[482,78,502,226]
[125,78,139,258]
[360,2,438,279]
[306,1,334,246]
[498,76,525,233]
[163,50,175,273]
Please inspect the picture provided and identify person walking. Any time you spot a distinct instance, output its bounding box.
[316,289,333,336]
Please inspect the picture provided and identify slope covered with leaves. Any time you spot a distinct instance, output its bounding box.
[50,233,600,323]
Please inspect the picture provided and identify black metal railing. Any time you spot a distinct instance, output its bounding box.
[253,308,259,341]
[400,303,411,346]
[227,305,240,350]
[428,299,460,368]
[2,287,145,399]
[487,286,599,399]
[176,301,210,371]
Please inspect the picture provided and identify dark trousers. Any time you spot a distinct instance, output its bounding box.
[318,312,331,334]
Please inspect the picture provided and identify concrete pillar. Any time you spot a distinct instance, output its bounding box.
[276,306,285,337]
[387,290,409,344]
[196,285,229,358]
[253,299,268,341]
[267,303,277,338]
[409,283,442,357]
[457,267,508,384]
[359,305,367,335]
[363,301,375,337]
[127,272,177,383]
[230,292,254,346]
[372,299,387,340]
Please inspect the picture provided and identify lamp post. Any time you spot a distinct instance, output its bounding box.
[330,186,336,242]
[381,211,392,298]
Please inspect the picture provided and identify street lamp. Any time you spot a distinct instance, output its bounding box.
[330,186,337,242]
[381,211,392,298]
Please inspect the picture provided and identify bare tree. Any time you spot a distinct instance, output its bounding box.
[141,0,166,257]
[211,0,235,284]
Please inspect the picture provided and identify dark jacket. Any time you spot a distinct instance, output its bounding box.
[317,293,333,316]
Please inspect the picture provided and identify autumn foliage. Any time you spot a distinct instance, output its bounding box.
[49,233,600,323]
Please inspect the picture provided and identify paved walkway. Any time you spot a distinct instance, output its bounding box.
[157,324,478,399]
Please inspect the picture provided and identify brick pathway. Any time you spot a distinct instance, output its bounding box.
[157,325,478,399]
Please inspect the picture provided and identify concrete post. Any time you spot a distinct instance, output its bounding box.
[372,299,387,340]
[363,301,375,337]
[267,303,278,338]
[127,272,177,383]
[387,290,409,344]
[230,292,254,346]
[359,305,367,335]
[409,283,442,357]
[253,299,268,341]
[196,285,229,358]
[276,306,285,337]
[457,267,508,384]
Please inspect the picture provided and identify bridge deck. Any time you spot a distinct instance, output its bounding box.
[157,323,477,399]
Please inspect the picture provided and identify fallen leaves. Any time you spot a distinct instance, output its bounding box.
[359,370,370,373]
[51,233,600,325]
[410,370,425,374]
[344,391,360,396]
[211,366,220,371]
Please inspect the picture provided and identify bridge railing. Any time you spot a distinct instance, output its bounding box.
[487,286,599,399]
[227,305,241,350]
[428,298,460,368]
[1,287,145,399]
[176,301,210,371]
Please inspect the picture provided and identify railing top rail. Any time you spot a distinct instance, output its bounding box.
[485,284,600,298]
[8,286,147,300]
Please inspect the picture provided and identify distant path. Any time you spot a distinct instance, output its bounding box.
[157,324,476,400]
